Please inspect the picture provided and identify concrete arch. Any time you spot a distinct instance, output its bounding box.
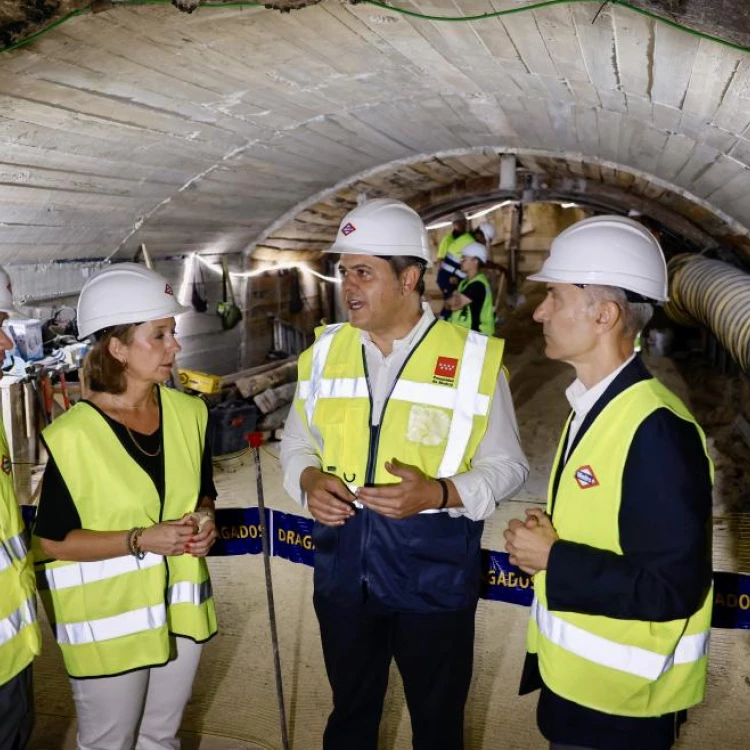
[1,1,750,265]
[249,146,750,262]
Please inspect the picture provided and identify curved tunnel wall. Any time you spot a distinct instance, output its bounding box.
[1,1,750,266]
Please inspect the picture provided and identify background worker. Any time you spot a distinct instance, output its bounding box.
[436,210,474,308]
[474,220,497,251]
[446,242,496,336]
[0,267,41,750]
[281,198,528,750]
[503,216,713,750]
[33,264,218,750]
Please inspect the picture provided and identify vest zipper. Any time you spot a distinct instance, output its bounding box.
[358,319,439,596]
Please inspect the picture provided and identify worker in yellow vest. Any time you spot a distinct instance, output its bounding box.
[504,216,713,750]
[446,242,496,336]
[0,266,41,750]
[281,198,529,750]
[436,211,475,309]
[33,264,218,750]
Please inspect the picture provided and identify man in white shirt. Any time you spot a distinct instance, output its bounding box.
[281,198,528,750]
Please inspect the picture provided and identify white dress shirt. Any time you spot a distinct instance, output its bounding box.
[280,305,529,522]
[563,354,636,461]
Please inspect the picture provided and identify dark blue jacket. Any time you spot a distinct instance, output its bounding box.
[312,509,483,612]
[520,356,713,750]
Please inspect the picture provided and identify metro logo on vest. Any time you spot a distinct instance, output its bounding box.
[1,455,11,475]
[433,356,458,385]
[574,465,599,489]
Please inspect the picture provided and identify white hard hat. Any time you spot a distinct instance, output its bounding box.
[77,263,189,339]
[528,215,668,303]
[477,221,497,243]
[0,266,21,316]
[329,198,432,267]
[461,242,488,264]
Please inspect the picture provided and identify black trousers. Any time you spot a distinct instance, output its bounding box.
[0,664,34,750]
[313,593,477,750]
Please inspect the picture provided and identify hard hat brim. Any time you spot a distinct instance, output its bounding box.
[327,243,433,268]
[77,301,191,340]
[526,270,667,303]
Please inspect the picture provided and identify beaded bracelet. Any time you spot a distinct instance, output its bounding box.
[126,526,146,560]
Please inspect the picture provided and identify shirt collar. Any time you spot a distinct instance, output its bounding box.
[360,303,435,353]
[565,353,636,419]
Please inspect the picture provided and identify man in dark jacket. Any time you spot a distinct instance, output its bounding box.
[504,215,713,750]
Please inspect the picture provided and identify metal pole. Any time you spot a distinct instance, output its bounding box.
[249,432,290,750]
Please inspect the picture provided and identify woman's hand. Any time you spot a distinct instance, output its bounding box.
[140,518,195,556]
[183,511,218,557]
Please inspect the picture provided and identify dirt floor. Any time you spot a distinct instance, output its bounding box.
[28,292,750,749]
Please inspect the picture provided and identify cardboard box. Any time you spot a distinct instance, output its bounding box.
[178,368,221,394]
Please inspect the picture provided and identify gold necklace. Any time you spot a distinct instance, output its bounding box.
[114,391,161,458]
[122,421,161,458]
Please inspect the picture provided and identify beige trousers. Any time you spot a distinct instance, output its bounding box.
[70,637,203,750]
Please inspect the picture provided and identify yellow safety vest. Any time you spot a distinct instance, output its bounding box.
[0,422,41,686]
[296,319,504,489]
[34,386,217,678]
[527,379,713,717]
[437,232,475,262]
[450,273,496,336]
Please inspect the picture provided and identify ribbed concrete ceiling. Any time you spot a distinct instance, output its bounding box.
[1,0,750,265]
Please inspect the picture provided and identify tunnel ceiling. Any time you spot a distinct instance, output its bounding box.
[1,0,750,265]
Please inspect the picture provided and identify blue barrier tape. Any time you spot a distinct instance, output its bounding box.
[21,505,750,630]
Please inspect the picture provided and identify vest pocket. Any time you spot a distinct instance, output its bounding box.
[312,523,338,571]
[405,531,472,606]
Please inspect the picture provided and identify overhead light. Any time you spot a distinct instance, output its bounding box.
[195,254,340,284]
[427,201,511,231]
[467,201,511,220]
[426,220,454,231]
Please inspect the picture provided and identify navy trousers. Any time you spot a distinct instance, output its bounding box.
[0,665,34,750]
[314,593,477,750]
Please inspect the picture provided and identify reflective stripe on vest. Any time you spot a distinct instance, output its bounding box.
[0,532,28,573]
[438,331,488,478]
[300,327,488,483]
[297,378,490,416]
[55,604,167,646]
[0,596,37,648]
[38,553,164,591]
[168,579,214,607]
[532,598,710,681]
[305,323,345,452]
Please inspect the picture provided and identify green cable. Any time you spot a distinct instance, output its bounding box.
[2,0,749,58]
[2,8,87,52]
[0,0,263,52]
[362,0,750,54]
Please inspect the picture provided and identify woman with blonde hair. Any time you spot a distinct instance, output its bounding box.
[34,263,218,750]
